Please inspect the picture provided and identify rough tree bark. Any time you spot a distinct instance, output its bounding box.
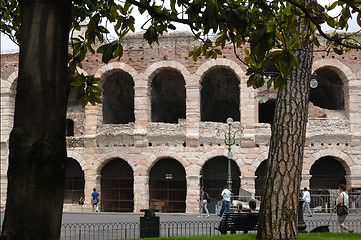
[1,0,71,239]
[256,45,314,239]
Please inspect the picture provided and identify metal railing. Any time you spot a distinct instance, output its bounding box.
[60,219,361,240]
[61,222,140,240]
[305,219,361,233]
[230,194,361,213]
[60,221,222,240]
[309,194,361,213]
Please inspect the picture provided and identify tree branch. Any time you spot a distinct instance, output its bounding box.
[286,0,361,50]
[125,0,201,28]
[340,0,361,15]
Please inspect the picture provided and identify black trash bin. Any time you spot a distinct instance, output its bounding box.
[140,209,160,238]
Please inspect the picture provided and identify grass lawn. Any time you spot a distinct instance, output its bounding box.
[141,233,361,240]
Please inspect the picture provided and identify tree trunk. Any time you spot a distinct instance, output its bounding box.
[256,41,314,239]
[1,1,71,239]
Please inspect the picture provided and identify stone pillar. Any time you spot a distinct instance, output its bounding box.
[134,176,150,212]
[84,171,101,212]
[346,175,361,188]
[240,176,256,196]
[0,88,15,209]
[185,85,200,147]
[134,82,149,147]
[186,175,201,213]
[349,81,361,147]
[84,104,100,148]
[301,175,311,189]
[83,103,100,212]
[240,88,256,148]
[0,141,9,209]
[0,93,15,143]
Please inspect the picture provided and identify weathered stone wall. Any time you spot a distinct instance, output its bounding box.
[1,31,361,212]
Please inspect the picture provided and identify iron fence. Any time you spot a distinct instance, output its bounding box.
[60,219,361,240]
[309,194,361,213]
[61,222,139,240]
[60,221,223,240]
[305,219,361,233]
[231,194,361,213]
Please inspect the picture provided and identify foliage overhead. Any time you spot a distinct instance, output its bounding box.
[1,0,360,103]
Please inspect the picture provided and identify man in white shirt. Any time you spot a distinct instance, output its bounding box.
[218,185,231,217]
[302,187,312,217]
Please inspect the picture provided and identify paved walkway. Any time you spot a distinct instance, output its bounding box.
[1,210,360,225]
[61,211,361,224]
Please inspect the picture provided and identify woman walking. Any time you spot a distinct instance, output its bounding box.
[199,188,210,218]
[334,184,353,233]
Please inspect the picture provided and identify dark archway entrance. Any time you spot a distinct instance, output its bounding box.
[201,68,240,122]
[201,156,240,200]
[64,158,85,204]
[149,158,186,213]
[259,100,276,126]
[255,160,268,197]
[310,68,344,110]
[310,156,346,190]
[151,70,186,123]
[103,71,135,124]
[66,118,74,136]
[101,158,134,212]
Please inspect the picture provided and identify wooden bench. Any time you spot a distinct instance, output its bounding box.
[215,212,259,234]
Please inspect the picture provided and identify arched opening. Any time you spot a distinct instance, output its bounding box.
[259,99,276,126]
[103,71,135,124]
[200,156,241,200]
[151,69,186,123]
[309,156,346,210]
[101,158,134,212]
[66,119,74,136]
[310,156,346,190]
[64,158,85,204]
[310,68,344,110]
[149,158,186,212]
[255,160,268,197]
[201,68,240,123]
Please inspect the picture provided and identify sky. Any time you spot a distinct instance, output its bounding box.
[1,0,360,53]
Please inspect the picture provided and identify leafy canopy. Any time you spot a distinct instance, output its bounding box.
[1,0,360,104]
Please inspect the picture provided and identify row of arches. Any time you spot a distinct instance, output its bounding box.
[65,155,347,213]
[97,67,240,124]
[254,156,346,196]
[68,63,347,126]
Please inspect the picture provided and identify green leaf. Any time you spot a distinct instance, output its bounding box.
[214,49,222,55]
[333,47,343,55]
[328,1,340,11]
[99,42,117,64]
[113,44,123,59]
[247,74,256,88]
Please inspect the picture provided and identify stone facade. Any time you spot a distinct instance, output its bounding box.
[1,31,361,212]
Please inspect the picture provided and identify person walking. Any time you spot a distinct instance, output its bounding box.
[199,188,210,218]
[91,188,100,212]
[334,184,353,233]
[302,187,313,217]
[218,185,231,217]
